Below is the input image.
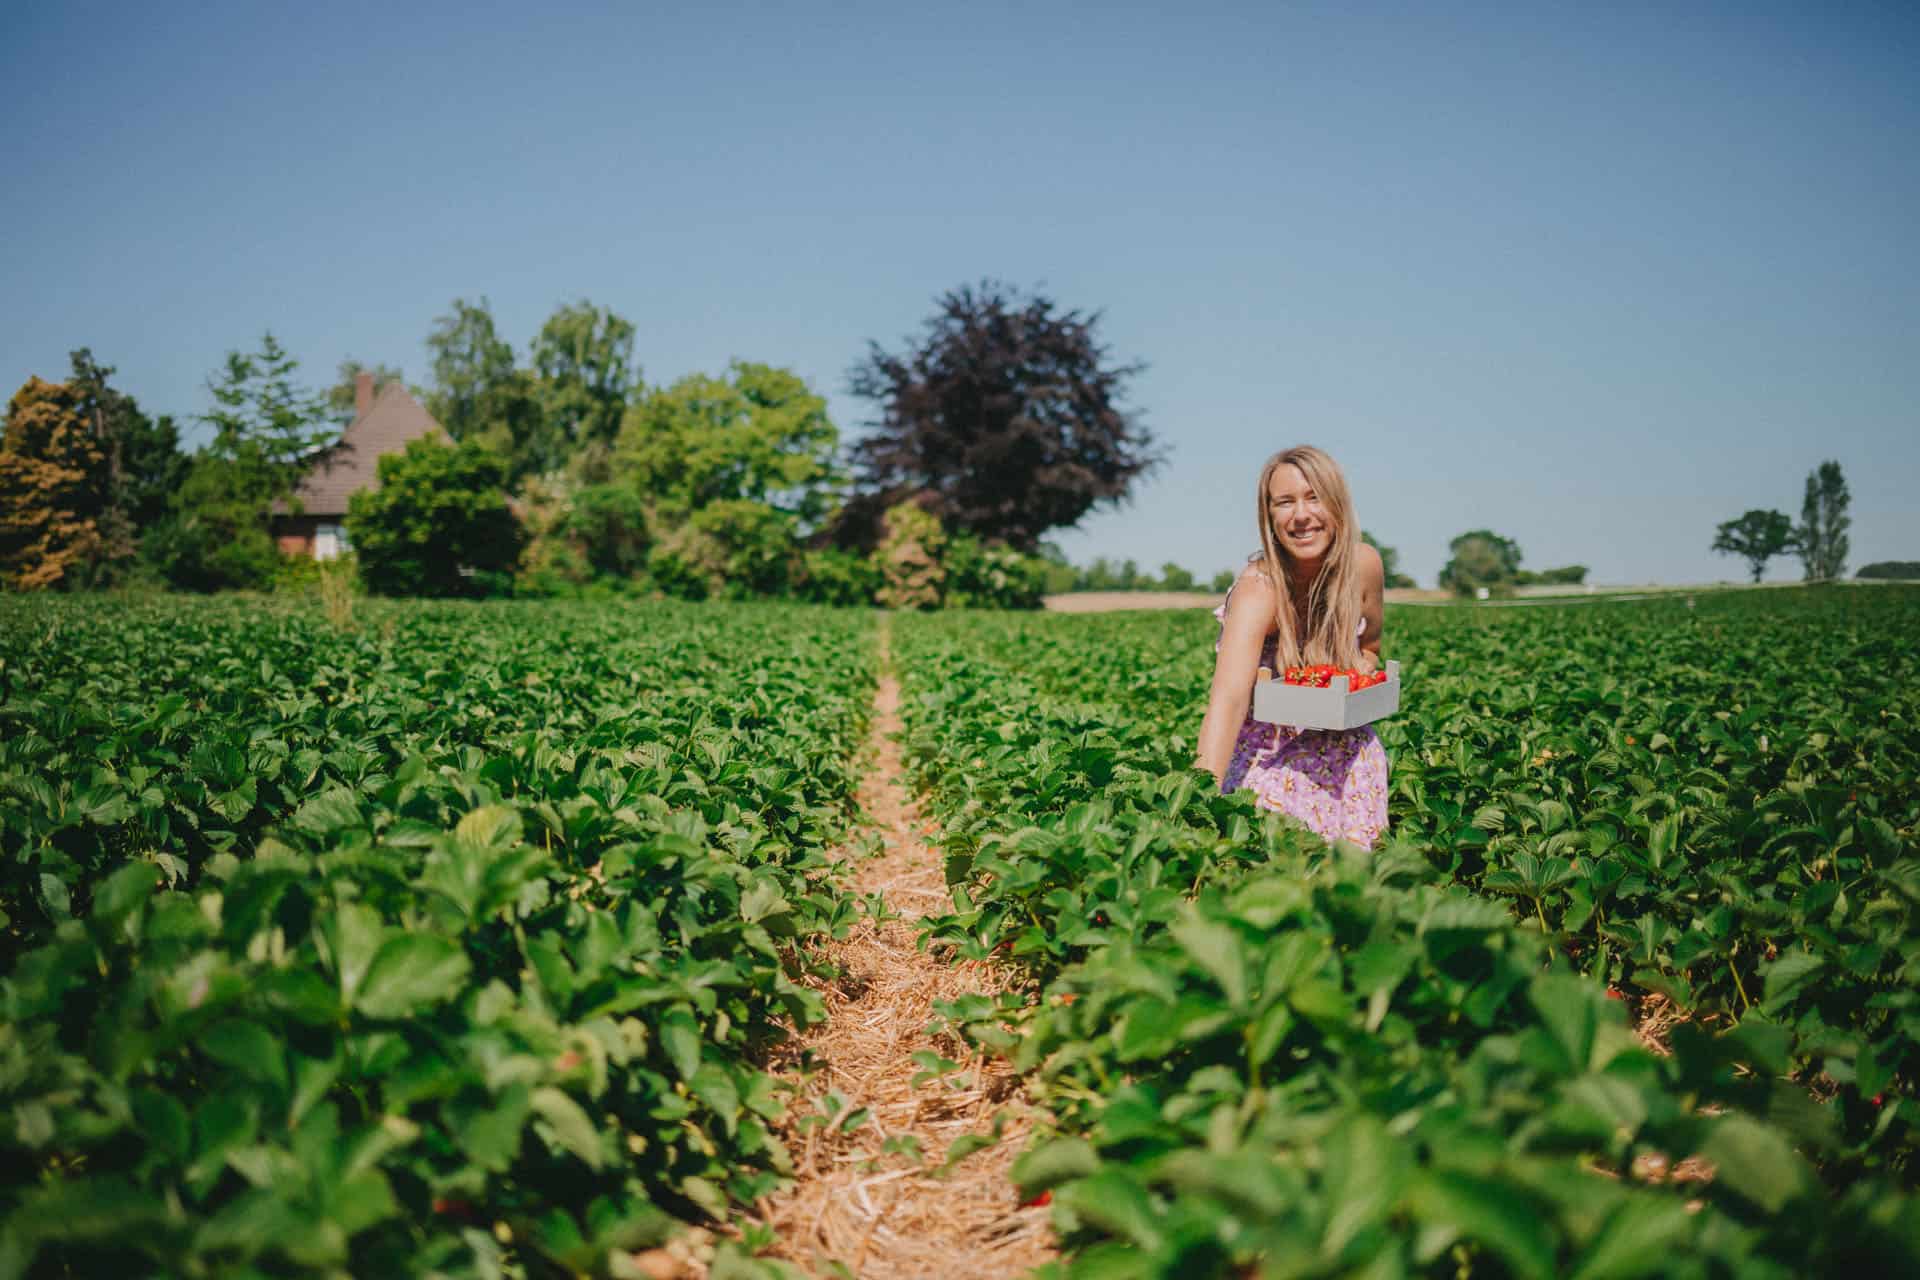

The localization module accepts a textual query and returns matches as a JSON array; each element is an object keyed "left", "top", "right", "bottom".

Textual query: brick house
[{"left": 273, "top": 372, "right": 447, "bottom": 559}]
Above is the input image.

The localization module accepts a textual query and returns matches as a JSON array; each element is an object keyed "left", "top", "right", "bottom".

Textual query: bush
[
  {"left": 945, "top": 533, "right": 1046, "bottom": 609},
  {"left": 1859, "top": 561, "right": 1920, "bottom": 581},
  {"left": 876, "top": 502, "right": 945, "bottom": 609},
  {"left": 142, "top": 457, "right": 283, "bottom": 592},
  {"left": 795, "top": 547, "right": 881, "bottom": 606},
  {"left": 688, "top": 499, "right": 798, "bottom": 598},
  {"left": 646, "top": 523, "right": 724, "bottom": 601},
  {"left": 348, "top": 439, "right": 520, "bottom": 597},
  {"left": 568, "top": 484, "right": 651, "bottom": 578}
]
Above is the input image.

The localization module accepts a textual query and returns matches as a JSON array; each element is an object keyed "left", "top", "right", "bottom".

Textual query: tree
[
  {"left": 1857, "top": 561, "right": 1920, "bottom": 580},
  {"left": 0, "top": 377, "right": 112, "bottom": 589},
  {"left": 425, "top": 299, "right": 551, "bottom": 481},
  {"left": 532, "top": 300, "right": 639, "bottom": 452},
  {"left": 146, "top": 334, "right": 332, "bottom": 593},
  {"left": 325, "top": 359, "right": 406, "bottom": 423},
  {"left": 847, "top": 281, "right": 1160, "bottom": 551},
  {"left": 426, "top": 299, "right": 517, "bottom": 441},
  {"left": 348, "top": 438, "right": 521, "bottom": 597},
  {"left": 1711, "top": 509, "right": 1796, "bottom": 583},
  {"left": 1209, "top": 568, "right": 1236, "bottom": 593},
  {"left": 202, "top": 332, "right": 333, "bottom": 481},
  {"left": 68, "top": 349, "right": 186, "bottom": 540},
  {"left": 615, "top": 362, "right": 843, "bottom": 526},
  {"left": 1797, "top": 460, "right": 1850, "bottom": 582},
  {"left": 1438, "top": 529, "right": 1523, "bottom": 596},
  {"left": 1159, "top": 562, "right": 1195, "bottom": 591},
  {"left": 1361, "top": 531, "right": 1416, "bottom": 589}
]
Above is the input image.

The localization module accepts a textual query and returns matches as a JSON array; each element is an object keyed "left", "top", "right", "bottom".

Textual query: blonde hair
[{"left": 1252, "top": 445, "right": 1363, "bottom": 670}]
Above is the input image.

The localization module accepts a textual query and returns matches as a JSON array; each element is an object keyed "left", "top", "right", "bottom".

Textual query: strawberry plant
[
  {"left": 0, "top": 595, "right": 875, "bottom": 1277},
  {"left": 892, "top": 588, "right": 1920, "bottom": 1275}
]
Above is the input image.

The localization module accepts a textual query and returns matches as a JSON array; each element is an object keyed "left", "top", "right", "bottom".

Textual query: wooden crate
[{"left": 1250, "top": 660, "right": 1401, "bottom": 731}]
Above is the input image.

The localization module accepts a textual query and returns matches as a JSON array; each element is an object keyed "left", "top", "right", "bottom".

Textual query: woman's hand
[{"left": 1196, "top": 571, "right": 1277, "bottom": 780}]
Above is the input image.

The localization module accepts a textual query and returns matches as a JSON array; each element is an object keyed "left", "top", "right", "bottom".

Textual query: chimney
[{"left": 355, "top": 371, "right": 374, "bottom": 418}]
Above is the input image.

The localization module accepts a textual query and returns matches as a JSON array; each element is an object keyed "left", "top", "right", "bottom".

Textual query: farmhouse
[{"left": 273, "top": 371, "right": 446, "bottom": 559}]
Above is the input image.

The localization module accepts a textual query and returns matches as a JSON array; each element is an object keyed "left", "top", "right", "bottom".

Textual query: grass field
[{"left": 2, "top": 587, "right": 1916, "bottom": 1277}]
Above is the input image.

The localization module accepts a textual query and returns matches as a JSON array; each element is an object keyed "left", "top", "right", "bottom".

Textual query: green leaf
[
  {"left": 200, "top": 1018, "right": 288, "bottom": 1090},
  {"left": 1011, "top": 1137, "right": 1101, "bottom": 1194},
  {"left": 1568, "top": 1198, "right": 1695, "bottom": 1280},
  {"left": 1409, "top": 1170, "right": 1555, "bottom": 1280},
  {"left": 1698, "top": 1115, "right": 1813, "bottom": 1213},
  {"left": 660, "top": 1009, "right": 702, "bottom": 1081},
  {"left": 1169, "top": 914, "right": 1248, "bottom": 1007},
  {"left": 456, "top": 803, "right": 523, "bottom": 849},
  {"left": 355, "top": 933, "right": 471, "bottom": 1019},
  {"left": 292, "top": 787, "right": 362, "bottom": 836},
  {"left": 531, "top": 1086, "right": 605, "bottom": 1169}
]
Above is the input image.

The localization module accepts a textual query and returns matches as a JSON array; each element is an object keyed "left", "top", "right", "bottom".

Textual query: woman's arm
[
  {"left": 1356, "top": 541, "right": 1386, "bottom": 673},
  {"left": 1195, "top": 571, "right": 1277, "bottom": 781}
]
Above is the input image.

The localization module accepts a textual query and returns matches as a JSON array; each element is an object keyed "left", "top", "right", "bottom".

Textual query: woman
[{"left": 1195, "top": 445, "right": 1390, "bottom": 847}]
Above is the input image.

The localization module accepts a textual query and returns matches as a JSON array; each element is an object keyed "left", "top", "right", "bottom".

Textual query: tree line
[
  {"left": 0, "top": 283, "right": 1160, "bottom": 607},
  {"left": 1711, "top": 461, "right": 1871, "bottom": 584}
]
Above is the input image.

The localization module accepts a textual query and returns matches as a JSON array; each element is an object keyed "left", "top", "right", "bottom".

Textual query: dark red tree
[{"left": 845, "top": 282, "right": 1160, "bottom": 551}]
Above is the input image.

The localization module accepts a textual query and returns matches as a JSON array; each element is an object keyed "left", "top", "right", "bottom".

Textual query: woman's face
[{"left": 1267, "top": 463, "right": 1335, "bottom": 563}]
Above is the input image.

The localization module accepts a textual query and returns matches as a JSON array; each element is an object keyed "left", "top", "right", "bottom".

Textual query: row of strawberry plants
[
  {"left": 942, "top": 587, "right": 1920, "bottom": 1174},
  {"left": 0, "top": 596, "right": 874, "bottom": 1278},
  {"left": 891, "top": 605, "right": 1919, "bottom": 1277}
]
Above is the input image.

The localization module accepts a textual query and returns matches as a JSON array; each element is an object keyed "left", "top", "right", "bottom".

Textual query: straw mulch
[{"left": 751, "top": 624, "right": 1054, "bottom": 1279}]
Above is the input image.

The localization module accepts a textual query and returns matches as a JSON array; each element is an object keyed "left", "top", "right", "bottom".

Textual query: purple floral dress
[{"left": 1213, "top": 573, "right": 1390, "bottom": 848}]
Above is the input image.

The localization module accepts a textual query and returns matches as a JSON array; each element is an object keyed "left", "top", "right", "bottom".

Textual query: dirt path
[{"left": 757, "top": 617, "right": 1052, "bottom": 1279}]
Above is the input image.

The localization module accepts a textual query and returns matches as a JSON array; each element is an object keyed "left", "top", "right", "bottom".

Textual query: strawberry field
[
  {"left": 3, "top": 586, "right": 1919, "bottom": 1278},
  {"left": 0, "top": 597, "right": 874, "bottom": 1277},
  {"left": 896, "top": 586, "right": 1920, "bottom": 1276}
]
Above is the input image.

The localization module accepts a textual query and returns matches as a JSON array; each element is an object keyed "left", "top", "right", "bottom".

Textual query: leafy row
[
  {"left": 891, "top": 597, "right": 1920, "bottom": 1276},
  {"left": 0, "top": 596, "right": 874, "bottom": 1278},
  {"left": 931, "top": 588, "right": 1920, "bottom": 1170}
]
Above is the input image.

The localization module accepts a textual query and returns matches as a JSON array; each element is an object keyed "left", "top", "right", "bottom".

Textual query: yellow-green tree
[{"left": 0, "top": 377, "right": 112, "bottom": 590}]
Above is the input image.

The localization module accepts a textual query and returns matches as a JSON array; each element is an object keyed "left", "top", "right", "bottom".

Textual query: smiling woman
[{"left": 1194, "top": 445, "right": 1390, "bottom": 847}]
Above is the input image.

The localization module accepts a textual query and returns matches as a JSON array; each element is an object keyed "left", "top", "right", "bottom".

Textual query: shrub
[
  {"left": 1858, "top": 561, "right": 1920, "bottom": 581},
  {"left": 944, "top": 533, "right": 1046, "bottom": 609},
  {"left": 688, "top": 499, "right": 797, "bottom": 599},
  {"left": 795, "top": 547, "right": 881, "bottom": 606},
  {"left": 347, "top": 438, "right": 521, "bottom": 597},
  {"left": 876, "top": 501, "right": 945, "bottom": 609},
  {"left": 568, "top": 484, "right": 651, "bottom": 578}
]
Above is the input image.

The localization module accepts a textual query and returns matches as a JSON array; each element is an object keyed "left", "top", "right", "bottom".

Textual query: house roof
[{"left": 279, "top": 382, "right": 447, "bottom": 518}]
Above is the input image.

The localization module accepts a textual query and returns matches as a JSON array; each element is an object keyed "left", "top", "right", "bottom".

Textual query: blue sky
[{"left": 3, "top": 0, "right": 1914, "bottom": 586}]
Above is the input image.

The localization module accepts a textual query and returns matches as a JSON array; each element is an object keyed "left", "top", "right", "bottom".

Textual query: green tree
[
  {"left": 1712, "top": 509, "right": 1797, "bottom": 583},
  {"left": 1857, "top": 561, "right": 1920, "bottom": 580},
  {"left": 1209, "top": 568, "right": 1236, "bottom": 593},
  {"left": 143, "top": 456, "right": 282, "bottom": 592},
  {"left": 202, "top": 332, "right": 333, "bottom": 482},
  {"left": 532, "top": 300, "right": 639, "bottom": 453},
  {"left": 425, "top": 299, "right": 551, "bottom": 481},
  {"left": 426, "top": 298, "right": 517, "bottom": 440},
  {"left": 1438, "top": 529, "right": 1523, "bottom": 596},
  {"left": 146, "top": 334, "right": 332, "bottom": 593},
  {"left": 67, "top": 349, "right": 186, "bottom": 542},
  {"left": 615, "top": 362, "right": 842, "bottom": 525},
  {"left": 1361, "top": 531, "right": 1416, "bottom": 589},
  {"left": 1159, "top": 562, "right": 1195, "bottom": 591},
  {"left": 348, "top": 438, "right": 521, "bottom": 597},
  {"left": 1797, "top": 460, "right": 1850, "bottom": 582},
  {"left": 0, "top": 377, "right": 112, "bottom": 590},
  {"left": 325, "top": 359, "right": 406, "bottom": 423}
]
